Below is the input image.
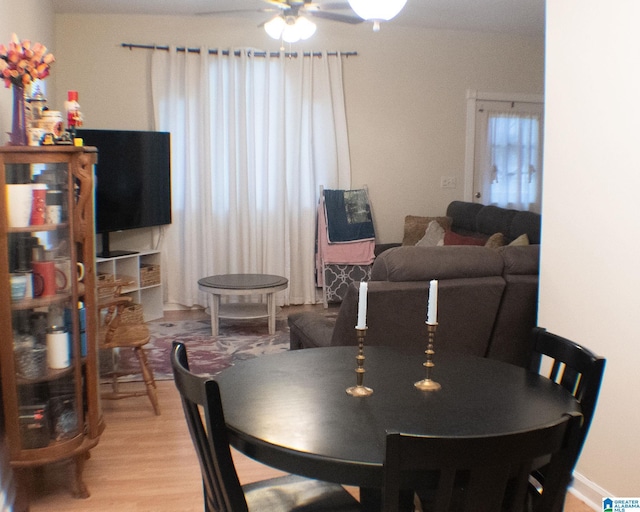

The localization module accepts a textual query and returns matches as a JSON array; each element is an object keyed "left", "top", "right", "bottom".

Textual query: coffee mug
[
  {"left": 27, "top": 127, "right": 46, "bottom": 146},
  {"left": 10, "top": 273, "right": 28, "bottom": 302},
  {"left": 6, "top": 184, "right": 33, "bottom": 228},
  {"left": 32, "top": 261, "right": 65, "bottom": 297},
  {"left": 54, "top": 258, "right": 85, "bottom": 293}
]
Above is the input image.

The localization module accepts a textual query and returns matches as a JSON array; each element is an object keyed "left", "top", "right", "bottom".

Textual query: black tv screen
[{"left": 76, "top": 129, "right": 172, "bottom": 255}]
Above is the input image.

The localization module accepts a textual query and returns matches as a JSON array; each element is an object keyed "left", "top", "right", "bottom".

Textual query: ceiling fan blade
[
  {"left": 313, "top": 2, "right": 353, "bottom": 10},
  {"left": 197, "top": 8, "right": 276, "bottom": 16},
  {"left": 263, "top": 0, "right": 292, "bottom": 8},
  {"left": 257, "top": 15, "right": 280, "bottom": 28},
  {"left": 309, "top": 10, "right": 363, "bottom": 24}
]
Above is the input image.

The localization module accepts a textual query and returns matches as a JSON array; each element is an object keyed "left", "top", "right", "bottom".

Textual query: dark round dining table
[{"left": 216, "top": 345, "right": 579, "bottom": 507}]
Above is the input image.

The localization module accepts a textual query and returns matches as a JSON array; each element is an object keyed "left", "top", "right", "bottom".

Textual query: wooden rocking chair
[{"left": 97, "top": 280, "right": 160, "bottom": 415}]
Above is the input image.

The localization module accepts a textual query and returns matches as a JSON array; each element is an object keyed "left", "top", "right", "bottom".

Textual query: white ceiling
[{"left": 51, "top": 0, "right": 545, "bottom": 37}]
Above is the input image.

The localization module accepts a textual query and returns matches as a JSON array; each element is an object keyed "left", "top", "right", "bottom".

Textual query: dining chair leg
[{"left": 134, "top": 346, "right": 160, "bottom": 415}]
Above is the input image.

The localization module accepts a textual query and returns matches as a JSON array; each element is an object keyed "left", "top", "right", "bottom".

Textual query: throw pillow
[
  {"left": 416, "top": 220, "right": 445, "bottom": 247},
  {"left": 484, "top": 232, "right": 506, "bottom": 249},
  {"left": 402, "top": 216, "right": 453, "bottom": 246},
  {"left": 443, "top": 230, "right": 486, "bottom": 246},
  {"left": 509, "top": 233, "right": 530, "bottom": 246}
]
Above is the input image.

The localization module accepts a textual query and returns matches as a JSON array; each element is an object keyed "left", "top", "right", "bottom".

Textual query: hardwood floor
[{"left": 26, "top": 307, "right": 594, "bottom": 511}]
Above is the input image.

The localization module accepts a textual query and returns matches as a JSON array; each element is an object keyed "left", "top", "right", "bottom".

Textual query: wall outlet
[{"left": 441, "top": 176, "right": 457, "bottom": 189}]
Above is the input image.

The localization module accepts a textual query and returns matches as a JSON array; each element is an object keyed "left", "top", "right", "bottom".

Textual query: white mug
[
  {"left": 27, "top": 127, "right": 46, "bottom": 146},
  {"left": 54, "top": 258, "right": 85, "bottom": 293},
  {"left": 6, "top": 184, "right": 34, "bottom": 228}
]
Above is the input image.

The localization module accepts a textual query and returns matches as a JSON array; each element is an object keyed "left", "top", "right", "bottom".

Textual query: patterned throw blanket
[{"left": 323, "top": 188, "right": 376, "bottom": 243}]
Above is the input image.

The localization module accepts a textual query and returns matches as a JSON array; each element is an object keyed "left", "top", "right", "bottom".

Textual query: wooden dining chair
[
  {"left": 382, "top": 412, "right": 582, "bottom": 512},
  {"left": 527, "top": 327, "right": 606, "bottom": 501},
  {"left": 170, "top": 341, "right": 362, "bottom": 512},
  {"left": 98, "top": 280, "right": 160, "bottom": 415}
]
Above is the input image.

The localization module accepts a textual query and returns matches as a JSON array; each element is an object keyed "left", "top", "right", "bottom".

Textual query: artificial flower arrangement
[{"left": 0, "top": 33, "right": 55, "bottom": 88}]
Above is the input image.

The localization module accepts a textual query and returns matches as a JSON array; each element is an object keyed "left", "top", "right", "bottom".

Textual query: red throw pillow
[{"left": 443, "top": 231, "right": 486, "bottom": 246}]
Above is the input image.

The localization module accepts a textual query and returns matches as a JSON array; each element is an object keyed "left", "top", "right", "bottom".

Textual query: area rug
[{"left": 109, "top": 310, "right": 335, "bottom": 381}]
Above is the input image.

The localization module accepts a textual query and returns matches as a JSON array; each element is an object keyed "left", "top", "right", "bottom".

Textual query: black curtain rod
[{"left": 121, "top": 43, "right": 357, "bottom": 58}]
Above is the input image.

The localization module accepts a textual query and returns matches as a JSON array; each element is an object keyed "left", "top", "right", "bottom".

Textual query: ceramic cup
[
  {"left": 6, "top": 184, "right": 34, "bottom": 228},
  {"left": 54, "top": 258, "right": 85, "bottom": 293},
  {"left": 27, "top": 127, "right": 46, "bottom": 146},
  {"left": 32, "top": 260, "right": 65, "bottom": 297},
  {"left": 10, "top": 273, "right": 28, "bottom": 302}
]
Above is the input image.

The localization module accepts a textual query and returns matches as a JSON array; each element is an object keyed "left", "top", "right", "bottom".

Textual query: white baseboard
[{"left": 570, "top": 470, "right": 611, "bottom": 511}]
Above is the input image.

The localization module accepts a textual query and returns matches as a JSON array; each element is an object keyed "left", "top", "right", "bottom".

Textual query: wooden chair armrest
[{"left": 98, "top": 295, "right": 134, "bottom": 310}]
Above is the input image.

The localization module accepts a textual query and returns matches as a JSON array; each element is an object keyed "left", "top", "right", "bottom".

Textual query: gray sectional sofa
[{"left": 288, "top": 201, "right": 541, "bottom": 368}]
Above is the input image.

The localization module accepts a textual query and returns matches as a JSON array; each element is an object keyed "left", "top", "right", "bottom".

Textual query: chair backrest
[
  {"left": 170, "top": 341, "right": 248, "bottom": 512},
  {"left": 382, "top": 412, "right": 582, "bottom": 512},
  {"left": 529, "top": 327, "right": 606, "bottom": 467}
]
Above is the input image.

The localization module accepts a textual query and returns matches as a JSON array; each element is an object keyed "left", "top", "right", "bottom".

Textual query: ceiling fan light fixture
[
  {"left": 265, "top": 15, "right": 287, "bottom": 39},
  {"left": 295, "top": 16, "right": 317, "bottom": 40},
  {"left": 282, "top": 22, "right": 302, "bottom": 42},
  {"left": 266, "top": 13, "right": 316, "bottom": 42},
  {"left": 347, "top": 0, "right": 407, "bottom": 26}
]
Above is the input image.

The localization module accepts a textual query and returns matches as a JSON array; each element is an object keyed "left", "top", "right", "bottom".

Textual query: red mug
[
  {"left": 32, "top": 261, "right": 65, "bottom": 297},
  {"left": 30, "top": 185, "right": 47, "bottom": 226}
]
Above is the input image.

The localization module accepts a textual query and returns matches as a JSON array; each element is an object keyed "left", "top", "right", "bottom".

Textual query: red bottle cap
[{"left": 67, "top": 90, "right": 78, "bottom": 101}]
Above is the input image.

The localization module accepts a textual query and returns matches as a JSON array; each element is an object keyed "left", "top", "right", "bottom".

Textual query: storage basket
[
  {"left": 140, "top": 263, "right": 160, "bottom": 287},
  {"left": 97, "top": 272, "right": 115, "bottom": 284},
  {"left": 120, "top": 303, "right": 144, "bottom": 325},
  {"left": 97, "top": 273, "right": 117, "bottom": 300}
]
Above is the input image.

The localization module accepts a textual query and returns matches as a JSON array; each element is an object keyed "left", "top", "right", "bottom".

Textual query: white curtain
[
  {"left": 151, "top": 48, "right": 351, "bottom": 307},
  {"left": 486, "top": 111, "right": 541, "bottom": 211},
  {"left": 474, "top": 99, "right": 543, "bottom": 213}
]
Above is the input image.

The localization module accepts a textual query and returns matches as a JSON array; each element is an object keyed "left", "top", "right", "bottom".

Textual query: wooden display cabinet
[{"left": 0, "top": 147, "right": 104, "bottom": 505}]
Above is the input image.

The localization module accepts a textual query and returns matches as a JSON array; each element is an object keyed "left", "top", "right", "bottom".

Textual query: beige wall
[
  {"left": 51, "top": 13, "right": 543, "bottom": 249},
  {"left": 542, "top": 0, "right": 640, "bottom": 501}
]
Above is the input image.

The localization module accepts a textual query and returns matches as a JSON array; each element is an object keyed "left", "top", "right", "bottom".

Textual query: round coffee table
[{"left": 198, "top": 274, "right": 288, "bottom": 335}]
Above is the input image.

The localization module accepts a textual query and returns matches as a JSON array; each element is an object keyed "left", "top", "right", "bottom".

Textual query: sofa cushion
[
  {"left": 402, "top": 215, "right": 452, "bottom": 246},
  {"left": 476, "top": 205, "right": 518, "bottom": 237},
  {"left": 509, "top": 210, "right": 541, "bottom": 244},
  {"left": 371, "top": 246, "right": 504, "bottom": 282},
  {"left": 328, "top": 279, "right": 506, "bottom": 357},
  {"left": 415, "top": 220, "right": 445, "bottom": 247},
  {"left": 443, "top": 231, "right": 486, "bottom": 246},
  {"left": 446, "top": 201, "right": 484, "bottom": 232},
  {"left": 288, "top": 311, "right": 336, "bottom": 350},
  {"left": 508, "top": 233, "right": 530, "bottom": 246},
  {"left": 445, "top": 201, "right": 541, "bottom": 244},
  {"left": 487, "top": 245, "right": 540, "bottom": 367},
  {"left": 484, "top": 232, "right": 506, "bottom": 249},
  {"left": 498, "top": 244, "right": 540, "bottom": 275}
]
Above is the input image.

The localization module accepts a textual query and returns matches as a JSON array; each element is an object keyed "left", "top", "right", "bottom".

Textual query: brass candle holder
[
  {"left": 414, "top": 322, "right": 441, "bottom": 391},
  {"left": 346, "top": 327, "right": 373, "bottom": 397}
]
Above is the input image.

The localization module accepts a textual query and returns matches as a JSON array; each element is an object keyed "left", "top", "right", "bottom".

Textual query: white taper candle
[
  {"left": 427, "top": 279, "right": 438, "bottom": 325},
  {"left": 356, "top": 281, "right": 368, "bottom": 329}
]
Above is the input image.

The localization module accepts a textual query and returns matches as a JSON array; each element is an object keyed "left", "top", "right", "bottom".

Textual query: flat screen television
[{"left": 76, "top": 129, "right": 172, "bottom": 258}]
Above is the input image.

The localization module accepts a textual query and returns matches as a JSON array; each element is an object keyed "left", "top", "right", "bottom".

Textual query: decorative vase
[{"left": 10, "top": 84, "right": 28, "bottom": 146}]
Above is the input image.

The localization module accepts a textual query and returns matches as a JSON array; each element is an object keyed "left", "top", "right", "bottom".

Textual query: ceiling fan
[{"left": 198, "top": 0, "right": 363, "bottom": 42}]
